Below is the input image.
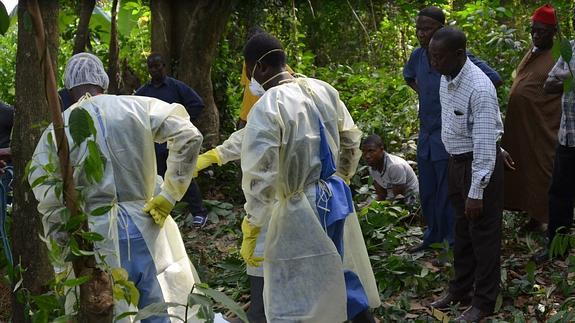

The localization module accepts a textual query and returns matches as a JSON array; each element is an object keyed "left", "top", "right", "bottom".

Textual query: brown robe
[{"left": 501, "top": 47, "right": 562, "bottom": 223}]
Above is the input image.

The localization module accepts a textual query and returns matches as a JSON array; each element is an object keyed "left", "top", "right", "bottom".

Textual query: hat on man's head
[
  {"left": 532, "top": 4, "right": 557, "bottom": 25},
  {"left": 64, "top": 52, "right": 109, "bottom": 90}
]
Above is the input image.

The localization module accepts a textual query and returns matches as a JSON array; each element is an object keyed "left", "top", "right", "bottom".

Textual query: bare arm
[
  {"left": 391, "top": 184, "right": 407, "bottom": 197},
  {"left": 374, "top": 181, "right": 387, "bottom": 201}
]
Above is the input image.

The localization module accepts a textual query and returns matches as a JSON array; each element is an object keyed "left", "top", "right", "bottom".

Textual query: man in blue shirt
[
  {"left": 136, "top": 53, "right": 209, "bottom": 228},
  {"left": 403, "top": 7, "right": 502, "bottom": 253}
]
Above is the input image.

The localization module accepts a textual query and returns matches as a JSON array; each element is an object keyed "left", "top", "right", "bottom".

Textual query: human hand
[
  {"left": 465, "top": 198, "right": 483, "bottom": 220},
  {"left": 143, "top": 194, "right": 174, "bottom": 227},
  {"left": 236, "top": 118, "right": 247, "bottom": 130},
  {"left": 240, "top": 217, "right": 263, "bottom": 267},
  {"left": 500, "top": 148, "right": 515, "bottom": 171},
  {"left": 0, "top": 160, "right": 6, "bottom": 175},
  {"left": 193, "top": 149, "right": 221, "bottom": 178}
]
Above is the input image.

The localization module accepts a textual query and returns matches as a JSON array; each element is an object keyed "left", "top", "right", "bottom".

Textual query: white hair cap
[{"left": 64, "top": 52, "right": 109, "bottom": 90}]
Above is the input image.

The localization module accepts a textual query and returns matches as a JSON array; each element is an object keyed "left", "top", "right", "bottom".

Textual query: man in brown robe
[{"left": 502, "top": 4, "right": 562, "bottom": 231}]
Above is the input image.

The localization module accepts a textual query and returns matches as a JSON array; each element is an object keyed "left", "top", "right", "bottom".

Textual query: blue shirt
[
  {"left": 403, "top": 48, "right": 502, "bottom": 161},
  {"left": 135, "top": 76, "right": 204, "bottom": 119}
]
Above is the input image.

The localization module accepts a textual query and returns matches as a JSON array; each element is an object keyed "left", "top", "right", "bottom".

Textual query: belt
[
  {"left": 449, "top": 151, "right": 473, "bottom": 162},
  {"left": 449, "top": 144, "right": 501, "bottom": 163}
]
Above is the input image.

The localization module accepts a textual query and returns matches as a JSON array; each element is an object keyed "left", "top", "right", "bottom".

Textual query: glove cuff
[
  {"left": 208, "top": 149, "right": 223, "bottom": 166},
  {"left": 159, "top": 190, "right": 176, "bottom": 205}
]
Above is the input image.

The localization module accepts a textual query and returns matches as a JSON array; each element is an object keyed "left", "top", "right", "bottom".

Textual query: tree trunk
[
  {"left": 107, "top": 0, "right": 120, "bottom": 94},
  {"left": 150, "top": 0, "right": 174, "bottom": 74},
  {"left": 11, "top": 0, "right": 57, "bottom": 320},
  {"left": 151, "top": 0, "right": 237, "bottom": 146},
  {"left": 72, "top": 0, "right": 95, "bottom": 54}
]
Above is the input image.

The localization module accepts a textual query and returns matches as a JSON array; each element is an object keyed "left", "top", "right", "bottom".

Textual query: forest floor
[
  {"left": 181, "top": 195, "right": 575, "bottom": 323},
  {"left": 0, "top": 277, "right": 10, "bottom": 322}
]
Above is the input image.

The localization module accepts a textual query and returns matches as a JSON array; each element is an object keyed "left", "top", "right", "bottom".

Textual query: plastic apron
[{"left": 29, "top": 95, "right": 205, "bottom": 322}]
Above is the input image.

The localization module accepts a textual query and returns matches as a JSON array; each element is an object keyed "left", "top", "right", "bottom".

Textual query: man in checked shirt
[{"left": 426, "top": 27, "right": 513, "bottom": 322}]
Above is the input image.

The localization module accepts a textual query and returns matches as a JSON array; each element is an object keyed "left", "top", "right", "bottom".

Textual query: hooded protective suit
[
  {"left": 29, "top": 94, "right": 205, "bottom": 322},
  {"left": 240, "top": 77, "right": 380, "bottom": 322}
]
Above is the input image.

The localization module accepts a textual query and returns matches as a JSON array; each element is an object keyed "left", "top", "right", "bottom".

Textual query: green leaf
[
  {"left": 552, "top": 40, "right": 561, "bottom": 61},
  {"left": 90, "top": 6, "right": 112, "bottom": 44},
  {"left": 112, "top": 267, "right": 129, "bottom": 282},
  {"left": 69, "top": 108, "right": 96, "bottom": 145},
  {"left": 560, "top": 38, "right": 573, "bottom": 65},
  {"left": 85, "top": 140, "right": 105, "bottom": 183},
  {"left": 134, "top": 302, "right": 184, "bottom": 321},
  {"left": 195, "top": 284, "right": 249, "bottom": 323},
  {"left": 115, "top": 311, "right": 138, "bottom": 321},
  {"left": 62, "top": 275, "right": 91, "bottom": 287},
  {"left": 0, "top": 2, "right": 9, "bottom": 35},
  {"left": 30, "top": 175, "right": 49, "bottom": 188},
  {"left": 64, "top": 213, "right": 86, "bottom": 231},
  {"left": 32, "top": 294, "right": 60, "bottom": 311},
  {"left": 117, "top": 1, "right": 139, "bottom": 36},
  {"left": 80, "top": 231, "right": 105, "bottom": 242},
  {"left": 187, "top": 293, "right": 213, "bottom": 307},
  {"left": 91, "top": 205, "right": 113, "bottom": 216}
]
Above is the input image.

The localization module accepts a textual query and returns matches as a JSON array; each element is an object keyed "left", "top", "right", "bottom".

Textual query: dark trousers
[
  {"left": 447, "top": 151, "right": 503, "bottom": 313},
  {"left": 246, "top": 275, "right": 266, "bottom": 323},
  {"left": 156, "top": 143, "right": 207, "bottom": 217},
  {"left": 418, "top": 157, "right": 455, "bottom": 247},
  {"left": 548, "top": 145, "right": 575, "bottom": 245}
]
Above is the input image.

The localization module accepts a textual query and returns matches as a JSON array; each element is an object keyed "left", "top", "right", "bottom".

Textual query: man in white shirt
[
  {"left": 427, "top": 27, "right": 505, "bottom": 322},
  {"left": 361, "top": 134, "right": 419, "bottom": 205}
]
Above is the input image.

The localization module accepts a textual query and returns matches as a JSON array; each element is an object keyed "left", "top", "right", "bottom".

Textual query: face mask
[
  {"left": 249, "top": 76, "right": 266, "bottom": 96},
  {"left": 248, "top": 48, "right": 286, "bottom": 96}
]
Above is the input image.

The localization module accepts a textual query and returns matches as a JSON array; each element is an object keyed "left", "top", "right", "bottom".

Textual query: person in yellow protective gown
[
  {"left": 29, "top": 53, "right": 227, "bottom": 323},
  {"left": 198, "top": 32, "right": 381, "bottom": 323}
]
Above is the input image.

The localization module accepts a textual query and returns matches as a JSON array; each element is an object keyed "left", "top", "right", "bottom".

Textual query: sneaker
[{"left": 192, "top": 214, "right": 208, "bottom": 228}]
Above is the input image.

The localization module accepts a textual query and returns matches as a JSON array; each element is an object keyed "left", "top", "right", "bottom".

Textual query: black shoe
[
  {"left": 407, "top": 243, "right": 428, "bottom": 253},
  {"left": 454, "top": 306, "right": 491, "bottom": 322},
  {"left": 532, "top": 248, "right": 549, "bottom": 264},
  {"left": 429, "top": 293, "right": 471, "bottom": 309}
]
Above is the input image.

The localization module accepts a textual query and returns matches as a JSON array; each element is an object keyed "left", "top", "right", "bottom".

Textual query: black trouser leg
[
  {"left": 246, "top": 275, "right": 266, "bottom": 323},
  {"left": 548, "top": 145, "right": 575, "bottom": 247},
  {"left": 448, "top": 152, "right": 503, "bottom": 313},
  {"left": 350, "top": 309, "right": 376, "bottom": 323},
  {"left": 181, "top": 180, "right": 208, "bottom": 217}
]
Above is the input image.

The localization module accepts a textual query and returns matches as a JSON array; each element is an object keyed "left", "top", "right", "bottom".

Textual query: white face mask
[
  {"left": 248, "top": 48, "right": 286, "bottom": 97},
  {"left": 249, "top": 77, "right": 266, "bottom": 96}
]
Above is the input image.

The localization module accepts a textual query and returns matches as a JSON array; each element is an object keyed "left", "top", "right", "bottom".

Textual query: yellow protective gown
[
  {"left": 29, "top": 95, "right": 206, "bottom": 322},
  {"left": 241, "top": 77, "right": 380, "bottom": 322}
]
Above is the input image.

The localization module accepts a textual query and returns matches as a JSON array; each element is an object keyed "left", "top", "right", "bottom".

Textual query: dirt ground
[{"left": 0, "top": 279, "right": 11, "bottom": 322}]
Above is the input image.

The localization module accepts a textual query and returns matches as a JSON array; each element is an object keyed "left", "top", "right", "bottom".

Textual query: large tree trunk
[
  {"left": 11, "top": 0, "right": 57, "bottom": 320},
  {"left": 72, "top": 0, "right": 95, "bottom": 54},
  {"left": 151, "top": 0, "right": 237, "bottom": 146}
]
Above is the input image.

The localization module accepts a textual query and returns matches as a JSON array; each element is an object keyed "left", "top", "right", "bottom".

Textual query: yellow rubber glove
[
  {"left": 143, "top": 195, "right": 174, "bottom": 227},
  {"left": 240, "top": 217, "right": 263, "bottom": 267},
  {"left": 193, "top": 149, "right": 222, "bottom": 178}
]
